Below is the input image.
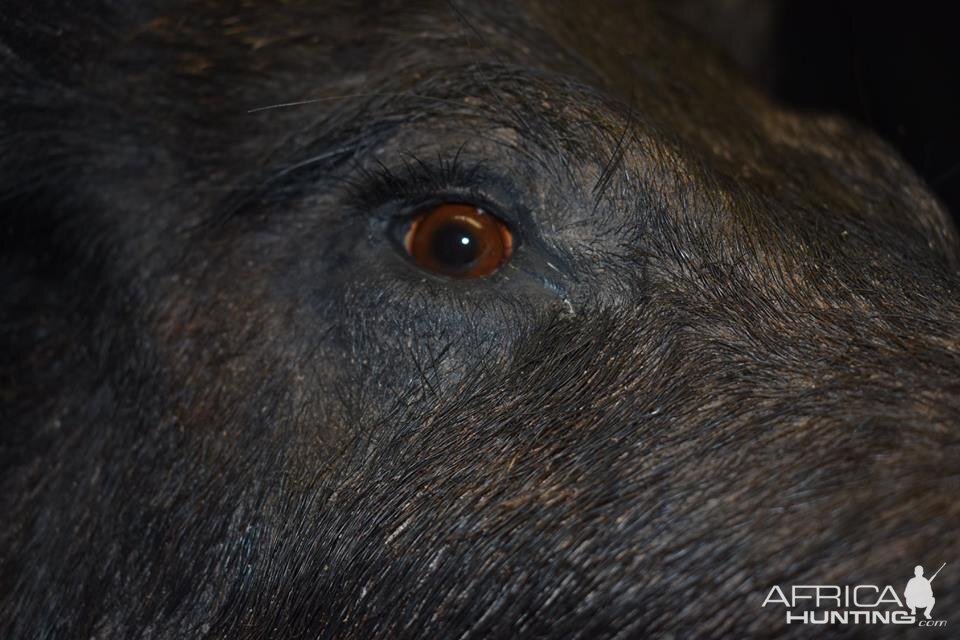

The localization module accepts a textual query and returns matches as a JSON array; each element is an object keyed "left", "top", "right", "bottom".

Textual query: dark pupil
[{"left": 430, "top": 222, "right": 478, "bottom": 270}]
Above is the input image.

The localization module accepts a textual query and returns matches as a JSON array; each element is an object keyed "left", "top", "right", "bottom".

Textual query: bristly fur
[{"left": 2, "top": 1, "right": 959, "bottom": 638}]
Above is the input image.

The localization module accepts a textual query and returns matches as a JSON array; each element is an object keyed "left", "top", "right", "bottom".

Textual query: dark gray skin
[{"left": 2, "top": 1, "right": 959, "bottom": 638}]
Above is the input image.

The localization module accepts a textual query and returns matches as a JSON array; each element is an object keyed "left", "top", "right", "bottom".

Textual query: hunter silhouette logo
[
  {"left": 762, "top": 562, "right": 948, "bottom": 627},
  {"left": 905, "top": 563, "right": 944, "bottom": 620}
]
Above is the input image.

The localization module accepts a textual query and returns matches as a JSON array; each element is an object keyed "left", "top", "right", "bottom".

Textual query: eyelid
[
  {"left": 391, "top": 193, "right": 518, "bottom": 228},
  {"left": 349, "top": 155, "right": 524, "bottom": 222}
]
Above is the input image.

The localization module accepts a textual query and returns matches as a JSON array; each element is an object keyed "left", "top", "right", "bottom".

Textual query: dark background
[{"left": 773, "top": 1, "right": 960, "bottom": 225}]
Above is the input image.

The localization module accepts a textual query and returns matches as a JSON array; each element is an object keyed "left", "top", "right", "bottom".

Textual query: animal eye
[{"left": 402, "top": 203, "right": 513, "bottom": 278}]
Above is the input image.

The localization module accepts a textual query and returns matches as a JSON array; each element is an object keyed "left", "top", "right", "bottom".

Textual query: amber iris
[{"left": 403, "top": 203, "right": 513, "bottom": 277}]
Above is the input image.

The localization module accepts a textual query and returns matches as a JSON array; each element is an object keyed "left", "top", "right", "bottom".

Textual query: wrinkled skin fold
[{"left": 1, "top": 1, "right": 958, "bottom": 638}]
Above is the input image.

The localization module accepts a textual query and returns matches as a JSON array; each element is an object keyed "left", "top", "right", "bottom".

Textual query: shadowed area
[{"left": 1, "top": 1, "right": 959, "bottom": 638}]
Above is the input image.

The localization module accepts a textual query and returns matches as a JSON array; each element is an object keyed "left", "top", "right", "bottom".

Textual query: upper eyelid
[
  {"left": 349, "top": 156, "right": 507, "bottom": 205},
  {"left": 387, "top": 193, "right": 517, "bottom": 226},
  {"left": 348, "top": 156, "right": 528, "bottom": 226}
]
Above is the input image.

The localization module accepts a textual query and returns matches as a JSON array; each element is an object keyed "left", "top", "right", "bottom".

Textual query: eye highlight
[{"left": 402, "top": 203, "right": 513, "bottom": 278}]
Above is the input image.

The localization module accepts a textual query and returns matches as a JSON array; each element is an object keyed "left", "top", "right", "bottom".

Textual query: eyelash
[{"left": 346, "top": 153, "right": 505, "bottom": 218}]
